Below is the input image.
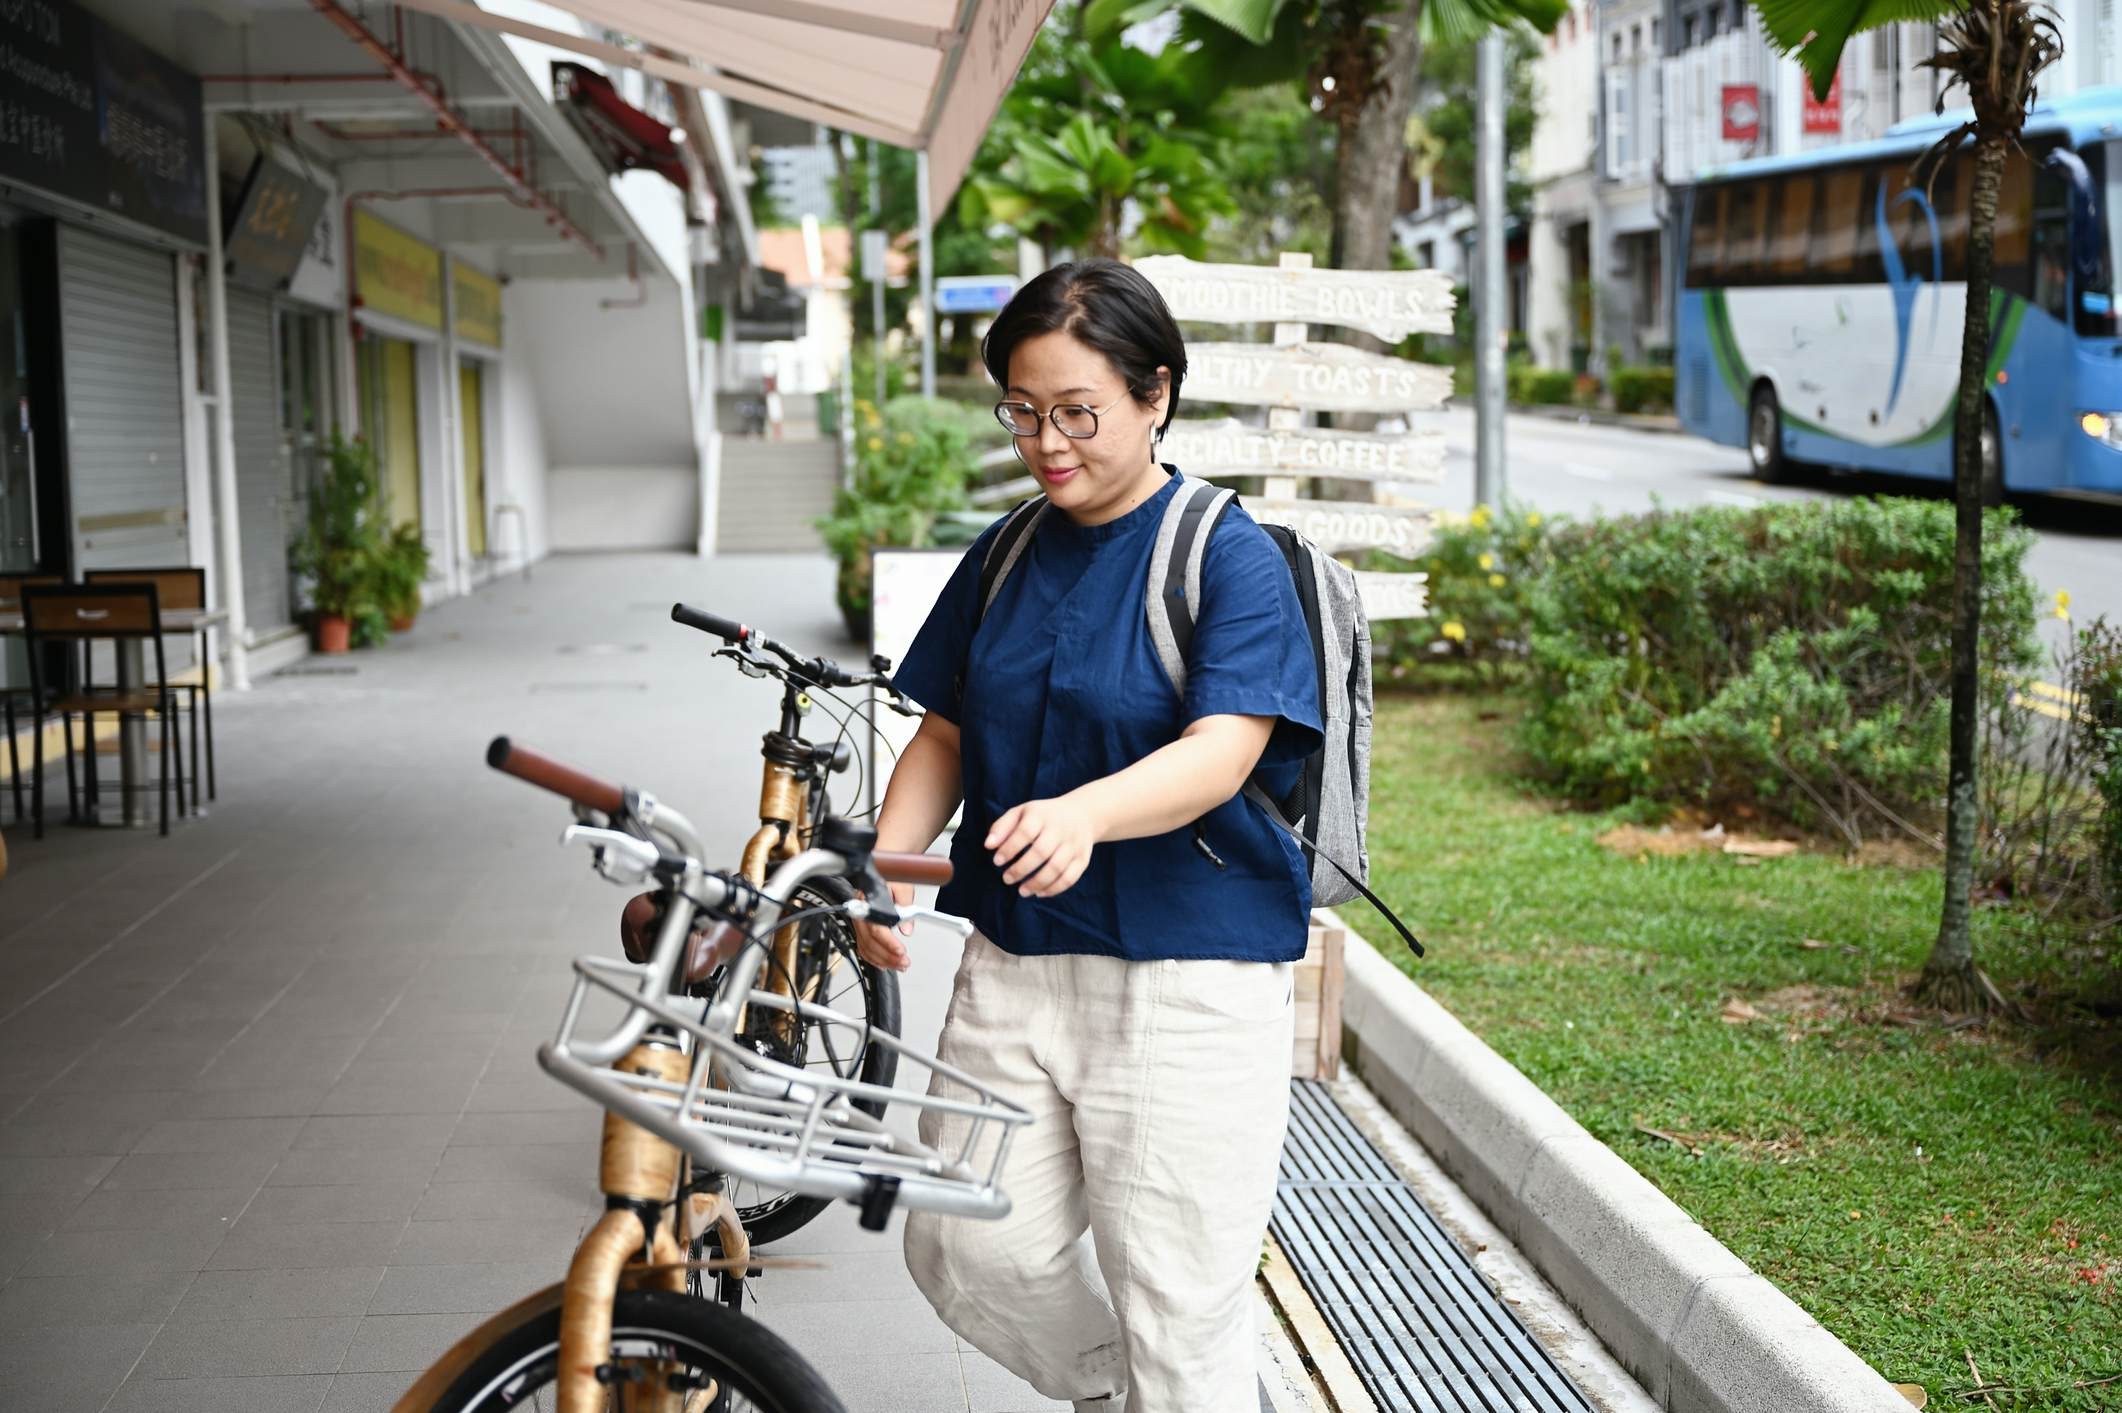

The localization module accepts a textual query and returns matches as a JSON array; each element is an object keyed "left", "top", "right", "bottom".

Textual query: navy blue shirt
[{"left": 893, "top": 467, "right": 1324, "bottom": 963}]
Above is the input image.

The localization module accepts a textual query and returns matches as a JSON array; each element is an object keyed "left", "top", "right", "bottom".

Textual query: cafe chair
[
  {"left": 1, "top": 573, "right": 65, "bottom": 825},
  {"left": 84, "top": 567, "right": 215, "bottom": 811},
  {"left": 20, "top": 583, "right": 188, "bottom": 838}
]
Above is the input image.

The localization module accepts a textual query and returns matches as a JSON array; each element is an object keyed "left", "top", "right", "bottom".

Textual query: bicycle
[
  {"left": 396, "top": 739, "right": 1029, "bottom": 1412},
  {"left": 622, "top": 604, "right": 922, "bottom": 1259}
]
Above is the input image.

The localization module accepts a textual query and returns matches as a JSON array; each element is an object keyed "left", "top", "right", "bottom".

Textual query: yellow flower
[
  {"left": 1470, "top": 505, "right": 1493, "bottom": 528},
  {"left": 896, "top": 432, "right": 915, "bottom": 447},
  {"left": 1477, "top": 553, "right": 1494, "bottom": 571},
  {"left": 1526, "top": 512, "right": 1541, "bottom": 527},
  {"left": 2055, "top": 589, "right": 2072, "bottom": 620},
  {"left": 1488, "top": 573, "right": 1506, "bottom": 588},
  {"left": 866, "top": 436, "right": 883, "bottom": 452},
  {"left": 864, "top": 411, "right": 882, "bottom": 429},
  {"left": 1440, "top": 621, "right": 1467, "bottom": 642}
]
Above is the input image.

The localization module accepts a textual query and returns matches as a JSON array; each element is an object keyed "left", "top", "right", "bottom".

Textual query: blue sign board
[{"left": 934, "top": 276, "right": 1017, "bottom": 314}]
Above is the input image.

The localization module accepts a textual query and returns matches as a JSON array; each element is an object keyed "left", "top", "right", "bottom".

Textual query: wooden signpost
[{"left": 1138, "top": 251, "right": 1452, "bottom": 618}]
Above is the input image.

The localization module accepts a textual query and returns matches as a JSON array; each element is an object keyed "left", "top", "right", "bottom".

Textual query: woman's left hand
[{"left": 988, "top": 795, "right": 1101, "bottom": 898}]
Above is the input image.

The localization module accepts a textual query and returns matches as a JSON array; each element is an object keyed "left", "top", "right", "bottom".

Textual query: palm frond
[
  {"left": 1420, "top": 0, "right": 1569, "bottom": 48},
  {"left": 1751, "top": 0, "right": 1952, "bottom": 102}
]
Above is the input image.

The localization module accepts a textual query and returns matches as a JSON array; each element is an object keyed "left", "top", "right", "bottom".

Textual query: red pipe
[{"left": 308, "top": 0, "right": 602, "bottom": 260}]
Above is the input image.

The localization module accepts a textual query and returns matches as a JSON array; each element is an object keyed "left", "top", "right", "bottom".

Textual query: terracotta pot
[
  {"left": 388, "top": 612, "right": 416, "bottom": 632},
  {"left": 316, "top": 614, "right": 352, "bottom": 653}
]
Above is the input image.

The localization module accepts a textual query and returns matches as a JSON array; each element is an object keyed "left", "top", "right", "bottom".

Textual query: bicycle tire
[
  {"left": 418, "top": 1289, "right": 846, "bottom": 1413},
  {"left": 710, "top": 876, "right": 901, "bottom": 1250}
]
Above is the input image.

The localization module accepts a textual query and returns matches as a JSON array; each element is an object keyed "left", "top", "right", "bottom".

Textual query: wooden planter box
[{"left": 1292, "top": 918, "right": 1346, "bottom": 1081}]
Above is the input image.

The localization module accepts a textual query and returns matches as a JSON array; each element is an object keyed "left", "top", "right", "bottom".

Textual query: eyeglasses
[{"left": 993, "top": 391, "right": 1132, "bottom": 440}]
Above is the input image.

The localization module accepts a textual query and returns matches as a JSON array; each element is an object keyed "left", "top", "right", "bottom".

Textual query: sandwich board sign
[{"left": 1136, "top": 251, "right": 1453, "bottom": 620}]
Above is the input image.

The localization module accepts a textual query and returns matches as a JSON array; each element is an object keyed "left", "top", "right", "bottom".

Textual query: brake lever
[
  {"left": 844, "top": 894, "right": 976, "bottom": 938},
  {"left": 560, "top": 824, "right": 662, "bottom": 886}
]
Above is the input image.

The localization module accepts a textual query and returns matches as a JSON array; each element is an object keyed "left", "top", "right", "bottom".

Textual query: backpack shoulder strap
[
  {"left": 1145, "top": 476, "right": 1237, "bottom": 696},
  {"left": 977, "top": 495, "right": 1050, "bottom": 621},
  {"left": 1243, "top": 781, "right": 1424, "bottom": 958}
]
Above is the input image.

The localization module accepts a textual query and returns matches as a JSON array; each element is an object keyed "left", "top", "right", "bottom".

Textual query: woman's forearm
[
  {"left": 873, "top": 727, "right": 965, "bottom": 855},
  {"left": 1067, "top": 716, "right": 1269, "bottom": 844}
]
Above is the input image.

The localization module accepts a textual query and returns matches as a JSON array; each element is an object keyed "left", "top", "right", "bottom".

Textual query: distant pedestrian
[{"left": 859, "top": 258, "right": 1322, "bottom": 1413}]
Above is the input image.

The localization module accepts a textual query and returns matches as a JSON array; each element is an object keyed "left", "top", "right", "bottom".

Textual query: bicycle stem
[{"left": 568, "top": 799, "right": 709, "bottom": 1069}]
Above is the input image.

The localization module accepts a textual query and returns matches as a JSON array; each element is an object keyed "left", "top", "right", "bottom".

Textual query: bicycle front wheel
[{"left": 416, "top": 1289, "right": 846, "bottom": 1413}]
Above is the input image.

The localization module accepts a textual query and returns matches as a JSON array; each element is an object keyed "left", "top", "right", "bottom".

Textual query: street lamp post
[
  {"left": 917, "top": 147, "right": 936, "bottom": 400},
  {"left": 1473, "top": 30, "right": 1509, "bottom": 511}
]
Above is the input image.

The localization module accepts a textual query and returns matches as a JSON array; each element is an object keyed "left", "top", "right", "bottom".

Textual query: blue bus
[{"left": 1675, "top": 87, "right": 2122, "bottom": 502}]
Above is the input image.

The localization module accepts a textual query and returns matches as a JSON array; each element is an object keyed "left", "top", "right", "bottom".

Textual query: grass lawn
[{"left": 1364, "top": 692, "right": 2120, "bottom": 1409}]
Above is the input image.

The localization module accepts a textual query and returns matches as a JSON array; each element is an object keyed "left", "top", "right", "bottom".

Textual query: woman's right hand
[{"left": 855, "top": 880, "right": 917, "bottom": 972}]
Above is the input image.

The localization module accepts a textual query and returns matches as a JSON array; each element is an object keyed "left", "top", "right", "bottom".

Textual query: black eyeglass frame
[{"left": 992, "top": 390, "right": 1135, "bottom": 440}]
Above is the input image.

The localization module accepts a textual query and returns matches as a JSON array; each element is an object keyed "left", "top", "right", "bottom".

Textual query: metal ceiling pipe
[{"left": 307, "top": 0, "right": 603, "bottom": 259}]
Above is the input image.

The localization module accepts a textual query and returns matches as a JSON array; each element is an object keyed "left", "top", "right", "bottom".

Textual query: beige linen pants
[{"left": 903, "top": 932, "right": 1295, "bottom": 1413}]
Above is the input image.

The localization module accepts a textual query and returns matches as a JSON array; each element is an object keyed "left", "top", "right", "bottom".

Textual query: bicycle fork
[{"left": 557, "top": 1040, "right": 690, "bottom": 1413}]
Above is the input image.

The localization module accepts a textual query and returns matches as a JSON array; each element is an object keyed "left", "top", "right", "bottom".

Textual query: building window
[{"left": 1612, "top": 32, "right": 1623, "bottom": 62}]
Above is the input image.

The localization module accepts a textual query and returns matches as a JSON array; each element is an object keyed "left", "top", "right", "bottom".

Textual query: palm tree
[
  {"left": 1086, "top": 0, "right": 1564, "bottom": 288},
  {"left": 1751, "top": 1, "right": 2061, "bottom": 1011}
]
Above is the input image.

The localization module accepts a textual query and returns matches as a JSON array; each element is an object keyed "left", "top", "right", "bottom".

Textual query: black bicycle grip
[{"left": 671, "top": 604, "right": 747, "bottom": 643}]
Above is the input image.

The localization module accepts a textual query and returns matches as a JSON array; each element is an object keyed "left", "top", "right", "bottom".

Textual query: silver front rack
[{"left": 540, "top": 953, "right": 1030, "bottom": 1222}]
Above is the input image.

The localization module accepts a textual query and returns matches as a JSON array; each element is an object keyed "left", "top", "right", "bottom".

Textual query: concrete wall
[{"left": 546, "top": 467, "right": 697, "bottom": 550}]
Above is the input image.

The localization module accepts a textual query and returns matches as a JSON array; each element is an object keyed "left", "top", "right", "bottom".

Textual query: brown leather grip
[
  {"left": 873, "top": 850, "right": 953, "bottom": 886},
  {"left": 619, "top": 893, "right": 659, "bottom": 964},
  {"left": 486, "top": 736, "right": 625, "bottom": 815}
]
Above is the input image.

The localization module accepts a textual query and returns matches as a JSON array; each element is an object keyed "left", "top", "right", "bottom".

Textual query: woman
[{"left": 859, "top": 259, "right": 1322, "bottom": 1413}]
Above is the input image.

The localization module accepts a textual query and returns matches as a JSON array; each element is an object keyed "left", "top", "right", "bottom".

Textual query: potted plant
[
  {"left": 816, "top": 395, "right": 980, "bottom": 641},
  {"left": 292, "top": 435, "right": 385, "bottom": 653},
  {"left": 376, "top": 522, "right": 432, "bottom": 632}
]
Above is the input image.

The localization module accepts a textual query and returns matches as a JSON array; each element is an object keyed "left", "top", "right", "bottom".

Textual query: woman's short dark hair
[{"left": 980, "top": 259, "right": 1186, "bottom": 441}]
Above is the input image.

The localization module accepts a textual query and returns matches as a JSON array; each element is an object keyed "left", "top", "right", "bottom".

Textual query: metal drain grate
[
  {"left": 273, "top": 664, "right": 357, "bottom": 677},
  {"left": 1273, "top": 1082, "right": 1595, "bottom": 1413}
]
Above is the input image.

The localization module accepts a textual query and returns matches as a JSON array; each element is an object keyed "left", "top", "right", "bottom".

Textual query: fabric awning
[
  {"left": 554, "top": 61, "right": 687, "bottom": 190},
  {"left": 387, "top": 0, "right": 1056, "bottom": 219}
]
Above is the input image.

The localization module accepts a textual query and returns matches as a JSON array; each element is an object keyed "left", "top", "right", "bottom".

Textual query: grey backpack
[{"left": 974, "top": 469, "right": 1422, "bottom": 957}]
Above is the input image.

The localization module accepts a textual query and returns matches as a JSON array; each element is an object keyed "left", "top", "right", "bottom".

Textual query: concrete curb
[
  {"left": 1332, "top": 916, "right": 1909, "bottom": 1413},
  {"left": 1516, "top": 403, "right": 1686, "bottom": 436}
]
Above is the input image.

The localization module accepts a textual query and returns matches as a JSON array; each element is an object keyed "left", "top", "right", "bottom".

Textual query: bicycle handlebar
[
  {"left": 670, "top": 603, "right": 748, "bottom": 644},
  {"left": 874, "top": 851, "right": 953, "bottom": 886},
  {"left": 487, "top": 736, "right": 625, "bottom": 815},
  {"left": 671, "top": 601, "right": 908, "bottom": 697}
]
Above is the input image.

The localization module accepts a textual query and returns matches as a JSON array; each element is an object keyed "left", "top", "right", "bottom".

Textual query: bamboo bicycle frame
[{"left": 391, "top": 1038, "right": 751, "bottom": 1413}]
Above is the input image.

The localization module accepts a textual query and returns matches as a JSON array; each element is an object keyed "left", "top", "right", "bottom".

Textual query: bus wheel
[{"left": 1748, "top": 384, "right": 1790, "bottom": 483}]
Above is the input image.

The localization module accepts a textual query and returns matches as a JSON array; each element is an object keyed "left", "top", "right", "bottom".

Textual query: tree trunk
[
  {"left": 1914, "top": 130, "right": 2010, "bottom": 1015},
  {"left": 1324, "top": 0, "right": 1423, "bottom": 494}
]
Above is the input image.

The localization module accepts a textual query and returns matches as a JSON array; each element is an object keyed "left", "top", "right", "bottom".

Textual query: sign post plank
[
  {"left": 1183, "top": 342, "right": 1453, "bottom": 414},
  {"left": 1161, "top": 418, "right": 1445, "bottom": 484},
  {"left": 1138, "top": 254, "right": 1453, "bottom": 343},
  {"left": 1246, "top": 500, "right": 1435, "bottom": 558}
]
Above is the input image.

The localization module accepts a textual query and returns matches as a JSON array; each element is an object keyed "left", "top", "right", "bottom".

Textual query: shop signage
[
  {"left": 1137, "top": 255, "right": 1453, "bottom": 343},
  {"left": 1159, "top": 417, "right": 1445, "bottom": 485},
  {"left": 452, "top": 260, "right": 503, "bottom": 347},
  {"left": 1721, "top": 85, "right": 1761, "bottom": 143},
  {"left": 353, "top": 209, "right": 443, "bottom": 330},
  {"left": 225, "top": 155, "right": 327, "bottom": 291},
  {"left": 286, "top": 169, "right": 344, "bottom": 310},
  {"left": 1803, "top": 71, "right": 1842, "bottom": 135},
  {"left": 0, "top": 0, "right": 207, "bottom": 245},
  {"left": 1245, "top": 499, "right": 1436, "bottom": 558},
  {"left": 1180, "top": 341, "right": 1453, "bottom": 415}
]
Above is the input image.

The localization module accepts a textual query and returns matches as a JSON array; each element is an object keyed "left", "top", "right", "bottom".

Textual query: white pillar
[{"left": 202, "top": 118, "right": 251, "bottom": 690}]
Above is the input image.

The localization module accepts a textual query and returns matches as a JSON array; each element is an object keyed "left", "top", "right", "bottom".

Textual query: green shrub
[
  {"left": 2080, "top": 619, "right": 2122, "bottom": 931},
  {"left": 1508, "top": 363, "right": 1573, "bottom": 405},
  {"left": 1365, "top": 501, "right": 1560, "bottom": 687},
  {"left": 1517, "top": 497, "right": 2041, "bottom": 846},
  {"left": 816, "top": 395, "right": 978, "bottom": 640},
  {"left": 1610, "top": 365, "right": 1676, "bottom": 414}
]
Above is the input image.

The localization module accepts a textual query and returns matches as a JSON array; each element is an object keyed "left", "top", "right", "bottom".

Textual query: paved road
[{"left": 1420, "top": 407, "right": 2122, "bottom": 679}]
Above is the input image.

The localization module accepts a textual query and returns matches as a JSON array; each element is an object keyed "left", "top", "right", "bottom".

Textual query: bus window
[
  {"left": 1881, "top": 163, "right": 1944, "bottom": 281},
  {"left": 1687, "top": 187, "right": 1725, "bottom": 286},
  {"left": 1932, "top": 153, "right": 1970, "bottom": 281},
  {"left": 1992, "top": 150, "right": 2035, "bottom": 291},
  {"left": 1768, "top": 174, "right": 1816, "bottom": 278},
  {"left": 1850, "top": 167, "right": 1887, "bottom": 282},
  {"left": 1726, "top": 181, "right": 1766, "bottom": 283},
  {"left": 1815, "top": 166, "right": 1865, "bottom": 277},
  {"left": 2032, "top": 158, "right": 2071, "bottom": 320}
]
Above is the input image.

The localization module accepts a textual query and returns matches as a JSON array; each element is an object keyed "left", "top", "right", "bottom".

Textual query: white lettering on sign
[
  {"left": 1183, "top": 343, "right": 1452, "bottom": 414},
  {"left": 1246, "top": 500, "right": 1435, "bottom": 558},
  {"left": 1162, "top": 417, "right": 1445, "bottom": 483},
  {"left": 1137, "top": 255, "right": 1455, "bottom": 342},
  {"left": 1353, "top": 570, "right": 1429, "bottom": 621}
]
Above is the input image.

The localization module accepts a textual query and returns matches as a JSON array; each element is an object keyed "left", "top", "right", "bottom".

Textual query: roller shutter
[
  {"left": 56, "top": 226, "right": 187, "bottom": 573},
  {"left": 228, "top": 290, "right": 293, "bottom": 638}
]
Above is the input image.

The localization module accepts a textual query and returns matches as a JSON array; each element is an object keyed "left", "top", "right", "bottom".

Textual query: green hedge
[
  {"left": 1517, "top": 497, "right": 2041, "bottom": 843},
  {"left": 1508, "top": 364, "right": 1574, "bottom": 405},
  {"left": 1610, "top": 365, "right": 1676, "bottom": 414},
  {"left": 1366, "top": 502, "right": 1556, "bottom": 686},
  {"left": 816, "top": 395, "right": 977, "bottom": 640}
]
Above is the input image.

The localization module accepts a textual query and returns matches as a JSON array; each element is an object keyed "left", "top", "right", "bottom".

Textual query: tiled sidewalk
[{"left": 0, "top": 553, "right": 1072, "bottom": 1412}]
